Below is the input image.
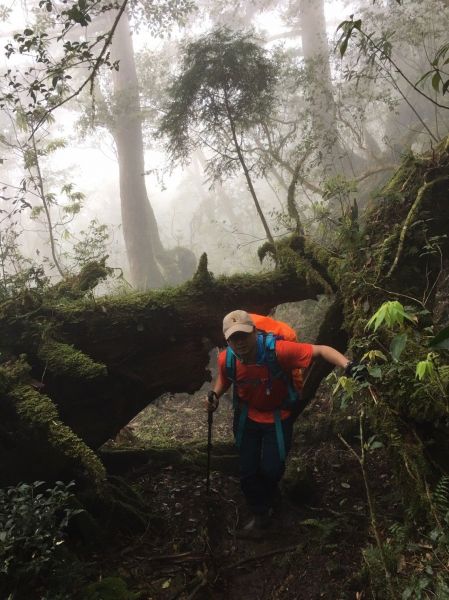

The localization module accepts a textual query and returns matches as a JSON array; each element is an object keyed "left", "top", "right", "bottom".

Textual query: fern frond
[{"left": 433, "top": 475, "right": 449, "bottom": 516}]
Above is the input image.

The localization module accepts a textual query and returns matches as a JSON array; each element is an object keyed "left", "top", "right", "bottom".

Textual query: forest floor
[{"left": 97, "top": 388, "right": 397, "bottom": 600}]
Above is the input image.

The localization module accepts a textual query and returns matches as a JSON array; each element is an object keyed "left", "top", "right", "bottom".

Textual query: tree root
[{"left": 387, "top": 175, "right": 449, "bottom": 279}]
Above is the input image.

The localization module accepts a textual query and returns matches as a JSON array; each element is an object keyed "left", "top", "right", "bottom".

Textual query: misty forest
[{"left": 1, "top": 0, "right": 449, "bottom": 597}]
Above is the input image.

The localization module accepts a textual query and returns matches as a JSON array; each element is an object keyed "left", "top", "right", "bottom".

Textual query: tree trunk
[
  {"left": 110, "top": 10, "right": 165, "bottom": 289},
  {"left": 299, "top": 0, "right": 340, "bottom": 177},
  {"left": 299, "top": 0, "right": 371, "bottom": 181}
]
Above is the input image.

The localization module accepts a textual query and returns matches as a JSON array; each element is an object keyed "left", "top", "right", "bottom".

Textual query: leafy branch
[
  {"left": 31, "top": 0, "right": 130, "bottom": 134},
  {"left": 336, "top": 17, "right": 449, "bottom": 111}
]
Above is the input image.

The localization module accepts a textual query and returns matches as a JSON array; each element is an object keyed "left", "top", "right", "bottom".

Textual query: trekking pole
[
  {"left": 206, "top": 391, "right": 216, "bottom": 494},
  {"left": 206, "top": 408, "right": 213, "bottom": 493}
]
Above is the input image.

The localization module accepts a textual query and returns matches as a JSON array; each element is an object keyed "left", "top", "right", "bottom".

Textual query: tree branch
[{"left": 31, "top": 0, "right": 130, "bottom": 135}]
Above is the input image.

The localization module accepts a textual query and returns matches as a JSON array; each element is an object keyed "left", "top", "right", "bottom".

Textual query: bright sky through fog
[
  {"left": 324, "top": 0, "right": 358, "bottom": 28},
  {"left": 253, "top": 0, "right": 358, "bottom": 43},
  {"left": 0, "top": 0, "right": 361, "bottom": 242}
]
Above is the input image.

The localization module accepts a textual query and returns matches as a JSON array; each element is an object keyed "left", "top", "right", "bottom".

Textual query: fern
[{"left": 433, "top": 475, "right": 449, "bottom": 518}]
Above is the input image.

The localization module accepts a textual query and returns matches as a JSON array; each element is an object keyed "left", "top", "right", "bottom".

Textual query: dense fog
[{"left": 0, "top": 0, "right": 448, "bottom": 291}]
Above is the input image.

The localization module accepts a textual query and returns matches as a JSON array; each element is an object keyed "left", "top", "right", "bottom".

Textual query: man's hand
[
  {"left": 344, "top": 361, "right": 368, "bottom": 382},
  {"left": 205, "top": 390, "right": 219, "bottom": 412}
]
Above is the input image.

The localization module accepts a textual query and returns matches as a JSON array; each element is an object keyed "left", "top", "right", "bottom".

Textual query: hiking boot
[{"left": 235, "top": 510, "right": 273, "bottom": 540}]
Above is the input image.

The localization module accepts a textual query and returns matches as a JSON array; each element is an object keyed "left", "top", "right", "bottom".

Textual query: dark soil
[{"left": 97, "top": 390, "right": 396, "bottom": 600}]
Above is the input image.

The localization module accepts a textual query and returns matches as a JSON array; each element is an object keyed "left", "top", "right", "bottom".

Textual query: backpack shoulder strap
[
  {"left": 225, "top": 346, "right": 236, "bottom": 382},
  {"left": 225, "top": 346, "right": 240, "bottom": 411},
  {"left": 263, "top": 332, "right": 281, "bottom": 375},
  {"left": 262, "top": 333, "right": 299, "bottom": 406}
]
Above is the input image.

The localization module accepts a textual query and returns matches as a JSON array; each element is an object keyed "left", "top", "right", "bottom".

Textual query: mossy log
[
  {"left": 45, "top": 264, "right": 328, "bottom": 447},
  {"left": 0, "top": 258, "right": 328, "bottom": 484},
  {"left": 99, "top": 441, "right": 238, "bottom": 477}
]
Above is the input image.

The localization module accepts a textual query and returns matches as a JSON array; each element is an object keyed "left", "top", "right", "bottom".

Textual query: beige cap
[{"left": 223, "top": 310, "right": 254, "bottom": 340}]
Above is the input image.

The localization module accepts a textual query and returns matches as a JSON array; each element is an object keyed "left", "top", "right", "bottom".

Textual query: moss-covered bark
[{"left": 328, "top": 136, "right": 449, "bottom": 520}]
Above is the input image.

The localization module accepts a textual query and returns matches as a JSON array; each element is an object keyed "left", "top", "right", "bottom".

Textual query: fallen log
[{"left": 0, "top": 254, "right": 330, "bottom": 484}]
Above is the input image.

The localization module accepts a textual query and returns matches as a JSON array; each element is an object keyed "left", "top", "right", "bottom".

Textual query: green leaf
[
  {"left": 367, "top": 365, "right": 382, "bottom": 379},
  {"left": 416, "top": 358, "right": 435, "bottom": 381},
  {"left": 429, "top": 326, "right": 449, "bottom": 350},
  {"left": 435, "top": 42, "right": 449, "bottom": 62},
  {"left": 366, "top": 301, "right": 416, "bottom": 331},
  {"left": 415, "top": 361, "right": 427, "bottom": 380},
  {"left": 362, "top": 350, "right": 387, "bottom": 363},
  {"left": 432, "top": 71, "right": 442, "bottom": 92},
  {"left": 416, "top": 71, "right": 432, "bottom": 88},
  {"left": 340, "top": 37, "right": 348, "bottom": 57},
  {"left": 390, "top": 333, "right": 408, "bottom": 362},
  {"left": 370, "top": 441, "right": 384, "bottom": 450}
]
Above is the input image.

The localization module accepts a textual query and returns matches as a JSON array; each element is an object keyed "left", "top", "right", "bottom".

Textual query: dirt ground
[{"left": 99, "top": 390, "right": 394, "bottom": 600}]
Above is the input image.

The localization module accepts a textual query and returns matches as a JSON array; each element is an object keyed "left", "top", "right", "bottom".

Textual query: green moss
[
  {"left": 38, "top": 339, "right": 107, "bottom": 379},
  {"left": 381, "top": 151, "right": 420, "bottom": 196},
  {"left": 273, "top": 236, "right": 333, "bottom": 294},
  {"left": 376, "top": 228, "right": 399, "bottom": 278},
  {"left": 12, "top": 383, "right": 59, "bottom": 423},
  {"left": 48, "top": 420, "right": 106, "bottom": 485},
  {"left": 0, "top": 290, "right": 43, "bottom": 321},
  {"left": 50, "top": 259, "right": 111, "bottom": 301},
  {"left": 52, "top": 252, "right": 328, "bottom": 329},
  {"left": 191, "top": 252, "right": 214, "bottom": 286},
  {"left": 257, "top": 240, "right": 276, "bottom": 263},
  {"left": 76, "top": 260, "right": 111, "bottom": 292},
  {"left": 0, "top": 354, "right": 31, "bottom": 393},
  {"left": 11, "top": 384, "right": 106, "bottom": 485}
]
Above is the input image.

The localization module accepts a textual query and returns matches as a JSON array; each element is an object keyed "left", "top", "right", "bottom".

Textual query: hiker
[{"left": 205, "top": 309, "right": 359, "bottom": 537}]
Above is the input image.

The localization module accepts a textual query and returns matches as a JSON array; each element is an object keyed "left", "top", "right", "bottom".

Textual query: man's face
[{"left": 227, "top": 329, "right": 257, "bottom": 360}]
